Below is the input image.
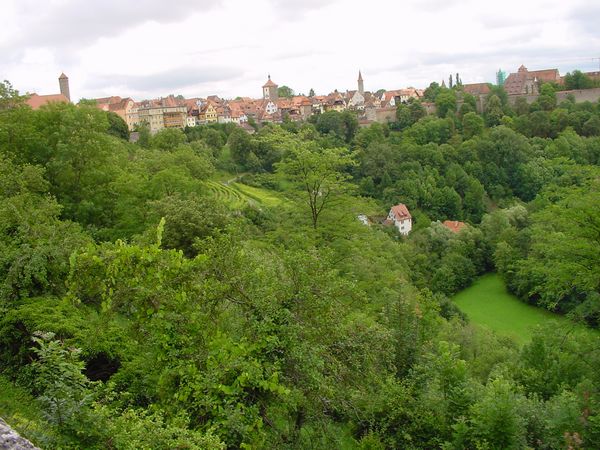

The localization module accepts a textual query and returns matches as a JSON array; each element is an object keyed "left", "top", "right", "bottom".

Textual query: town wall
[{"left": 556, "top": 87, "right": 600, "bottom": 103}]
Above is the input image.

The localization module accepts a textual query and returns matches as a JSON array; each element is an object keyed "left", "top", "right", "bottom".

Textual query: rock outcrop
[{"left": 0, "top": 418, "right": 39, "bottom": 450}]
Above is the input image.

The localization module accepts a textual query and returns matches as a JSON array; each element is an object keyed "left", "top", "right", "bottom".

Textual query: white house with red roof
[{"left": 388, "top": 203, "right": 412, "bottom": 235}]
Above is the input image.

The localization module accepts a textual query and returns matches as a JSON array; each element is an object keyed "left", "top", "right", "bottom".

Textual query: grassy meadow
[{"left": 452, "top": 273, "right": 579, "bottom": 344}]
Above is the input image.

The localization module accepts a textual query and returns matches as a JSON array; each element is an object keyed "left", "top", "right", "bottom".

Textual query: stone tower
[
  {"left": 263, "top": 75, "right": 278, "bottom": 100},
  {"left": 58, "top": 72, "right": 70, "bottom": 101},
  {"left": 357, "top": 70, "right": 364, "bottom": 95}
]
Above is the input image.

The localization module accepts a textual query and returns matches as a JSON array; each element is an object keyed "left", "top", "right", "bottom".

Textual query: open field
[{"left": 452, "top": 273, "right": 594, "bottom": 344}]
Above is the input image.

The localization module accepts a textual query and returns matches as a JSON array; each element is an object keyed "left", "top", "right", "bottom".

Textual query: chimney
[{"left": 58, "top": 73, "right": 70, "bottom": 101}]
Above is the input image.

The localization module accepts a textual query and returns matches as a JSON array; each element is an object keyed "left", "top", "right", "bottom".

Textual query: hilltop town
[{"left": 24, "top": 66, "right": 600, "bottom": 134}]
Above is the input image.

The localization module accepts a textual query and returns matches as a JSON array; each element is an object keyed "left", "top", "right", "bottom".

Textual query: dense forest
[{"left": 1, "top": 78, "right": 600, "bottom": 449}]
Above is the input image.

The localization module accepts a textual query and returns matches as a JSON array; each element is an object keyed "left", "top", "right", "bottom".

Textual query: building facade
[
  {"left": 388, "top": 203, "right": 412, "bottom": 235},
  {"left": 137, "top": 95, "right": 187, "bottom": 133}
]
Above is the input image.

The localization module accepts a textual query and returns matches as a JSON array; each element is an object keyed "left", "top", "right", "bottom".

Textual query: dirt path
[{"left": 223, "top": 172, "right": 248, "bottom": 185}]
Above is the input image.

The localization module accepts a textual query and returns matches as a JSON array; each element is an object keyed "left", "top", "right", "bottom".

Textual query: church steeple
[{"left": 357, "top": 70, "right": 364, "bottom": 95}]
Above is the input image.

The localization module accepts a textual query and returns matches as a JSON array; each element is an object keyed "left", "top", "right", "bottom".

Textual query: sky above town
[{"left": 2, "top": 0, "right": 599, "bottom": 101}]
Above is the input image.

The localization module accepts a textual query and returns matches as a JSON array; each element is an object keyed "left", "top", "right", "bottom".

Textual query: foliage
[
  {"left": 310, "top": 110, "right": 359, "bottom": 143},
  {"left": 0, "top": 80, "right": 27, "bottom": 110},
  {"left": 106, "top": 111, "right": 130, "bottom": 141},
  {"left": 276, "top": 143, "right": 355, "bottom": 228},
  {"left": 1, "top": 77, "right": 600, "bottom": 449},
  {"left": 30, "top": 331, "right": 94, "bottom": 433},
  {"left": 563, "top": 70, "right": 595, "bottom": 90},
  {"left": 277, "top": 85, "right": 295, "bottom": 98}
]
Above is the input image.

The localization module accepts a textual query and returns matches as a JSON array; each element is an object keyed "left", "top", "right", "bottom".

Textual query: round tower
[{"left": 58, "top": 72, "right": 70, "bottom": 101}]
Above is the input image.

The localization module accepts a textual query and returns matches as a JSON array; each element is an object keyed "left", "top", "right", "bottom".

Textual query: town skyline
[{"left": 2, "top": 0, "right": 598, "bottom": 101}]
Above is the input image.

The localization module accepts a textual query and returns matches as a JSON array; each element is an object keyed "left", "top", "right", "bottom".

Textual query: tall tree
[{"left": 276, "top": 143, "right": 355, "bottom": 229}]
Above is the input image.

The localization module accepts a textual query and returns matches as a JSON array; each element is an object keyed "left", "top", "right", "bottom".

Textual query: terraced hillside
[{"left": 203, "top": 180, "right": 283, "bottom": 209}]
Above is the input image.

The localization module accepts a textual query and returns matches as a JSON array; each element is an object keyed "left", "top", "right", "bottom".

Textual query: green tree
[
  {"left": 459, "top": 93, "right": 478, "bottom": 117},
  {"left": 0, "top": 80, "right": 27, "bottom": 110},
  {"left": 395, "top": 103, "right": 414, "bottom": 130},
  {"left": 423, "top": 82, "right": 441, "bottom": 102},
  {"left": 148, "top": 193, "right": 230, "bottom": 257},
  {"left": 537, "top": 83, "right": 557, "bottom": 111},
  {"left": 137, "top": 123, "right": 151, "bottom": 148},
  {"left": 462, "top": 112, "right": 484, "bottom": 139},
  {"left": 276, "top": 143, "right": 355, "bottom": 229},
  {"left": 514, "top": 96, "right": 530, "bottom": 116},
  {"left": 228, "top": 127, "right": 254, "bottom": 167},
  {"left": 31, "top": 332, "right": 93, "bottom": 429},
  {"left": 410, "top": 100, "right": 427, "bottom": 122},
  {"left": 106, "top": 111, "right": 130, "bottom": 140},
  {"left": 278, "top": 85, "right": 295, "bottom": 98},
  {"left": 517, "top": 184, "right": 600, "bottom": 313},
  {"left": 470, "top": 378, "right": 526, "bottom": 449},
  {"left": 436, "top": 90, "right": 457, "bottom": 118},
  {"left": 308, "top": 88, "right": 315, "bottom": 97},
  {"left": 582, "top": 115, "right": 600, "bottom": 136},
  {"left": 0, "top": 157, "right": 91, "bottom": 299},
  {"left": 151, "top": 128, "right": 187, "bottom": 150},
  {"left": 484, "top": 94, "right": 504, "bottom": 127},
  {"left": 312, "top": 110, "right": 359, "bottom": 143},
  {"left": 563, "top": 70, "right": 593, "bottom": 90}
]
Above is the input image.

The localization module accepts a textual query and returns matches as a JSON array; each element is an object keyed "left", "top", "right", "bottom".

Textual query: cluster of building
[
  {"left": 24, "top": 71, "right": 427, "bottom": 133},
  {"left": 24, "top": 65, "right": 600, "bottom": 134},
  {"left": 89, "top": 72, "right": 427, "bottom": 134}
]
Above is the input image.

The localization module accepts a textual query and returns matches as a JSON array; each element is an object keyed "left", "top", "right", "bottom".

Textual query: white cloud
[{"left": 2, "top": 0, "right": 598, "bottom": 101}]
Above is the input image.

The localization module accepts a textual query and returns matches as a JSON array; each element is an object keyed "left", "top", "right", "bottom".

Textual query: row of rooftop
[{"left": 25, "top": 66, "right": 600, "bottom": 134}]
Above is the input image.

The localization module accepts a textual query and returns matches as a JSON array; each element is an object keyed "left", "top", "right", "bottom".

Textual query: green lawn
[{"left": 452, "top": 273, "right": 575, "bottom": 344}]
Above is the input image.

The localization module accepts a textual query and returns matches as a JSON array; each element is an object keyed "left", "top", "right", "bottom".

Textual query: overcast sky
[{"left": 2, "top": 0, "right": 599, "bottom": 101}]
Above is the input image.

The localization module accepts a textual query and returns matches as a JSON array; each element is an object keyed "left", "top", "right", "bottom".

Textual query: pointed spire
[{"left": 357, "top": 70, "right": 365, "bottom": 95}]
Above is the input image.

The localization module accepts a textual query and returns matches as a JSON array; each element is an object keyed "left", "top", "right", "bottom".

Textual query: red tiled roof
[
  {"left": 390, "top": 203, "right": 411, "bottom": 221},
  {"left": 442, "top": 220, "right": 467, "bottom": 233},
  {"left": 263, "top": 76, "right": 277, "bottom": 88},
  {"left": 529, "top": 69, "right": 560, "bottom": 81},
  {"left": 94, "top": 96, "right": 123, "bottom": 104},
  {"left": 25, "top": 93, "right": 70, "bottom": 110},
  {"left": 462, "top": 83, "right": 491, "bottom": 96}
]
